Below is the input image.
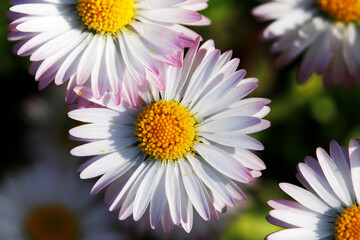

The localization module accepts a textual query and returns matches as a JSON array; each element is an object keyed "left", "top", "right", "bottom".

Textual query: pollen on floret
[
  {"left": 77, "top": 0, "right": 135, "bottom": 34},
  {"left": 134, "top": 100, "right": 199, "bottom": 161},
  {"left": 334, "top": 204, "right": 360, "bottom": 240},
  {"left": 318, "top": 0, "right": 360, "bottom": 22}
]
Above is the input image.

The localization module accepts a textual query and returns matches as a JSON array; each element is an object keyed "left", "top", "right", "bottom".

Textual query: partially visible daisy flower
[
  {"left": 253, "top": 0, "right": 360, "bottom": 88},
  {"left": 266, "top": 139, "right": 360, "bottom": 239},
  {"left": 8, "top": 0, "right": 210, "bottom": 106},
  {"left": 68, "top": 38, "right": 271, "bottom": 233},
  {"left": 0, "top": 160, "right": 124, "bottom": 240}
]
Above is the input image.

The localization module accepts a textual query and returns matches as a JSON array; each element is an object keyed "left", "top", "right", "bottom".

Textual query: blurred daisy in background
[
  {"left": 266, "top": 139, "right": 360, "bottom": 239},
  {"left": 0, "top": 160, "right": 125, "bottom": 240},
  {"left": 68, "top": 38, "right": 270, "bottom": 233},
  {"left": 8, "top": 0, "right": 210, "bottom": 106},
  {"left": 253, "top": 0, "right": 360, "bottom": 88}
]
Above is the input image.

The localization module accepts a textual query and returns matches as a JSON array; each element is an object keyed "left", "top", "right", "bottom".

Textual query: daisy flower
[
  {"left": 253, "top": 0, "right": 360, "bottom": 88},
  {"left": 0, "top": 160, "right": 124, "bottom": 240},
  {"left": 266, "top": 139, "right": 360, "bottom": 240},
  {"left": 68, "top": 38, "right": 271, "bottom": 233},
  {"left": 8, "top": 0, "right": 210, "bottom": 106}
]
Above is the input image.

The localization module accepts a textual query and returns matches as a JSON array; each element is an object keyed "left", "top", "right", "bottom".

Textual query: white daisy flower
[
  {"left": 266, "top": 139, "right": 360, "bottom": 240},
  {"left": 8, "top": 0, "right": 210, "bottom": 106},
  {"left": 0, "top": 160, "right": 124, "bottom": 240},
  {"left": 253, "top": 0, "right": 360, "bottom": 88},
  {"left": 68, "top": 38, "right": 271, "bottom": 233}
]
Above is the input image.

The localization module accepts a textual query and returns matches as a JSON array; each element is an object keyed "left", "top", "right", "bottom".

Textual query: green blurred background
[{"left": 1, "top": 0, "right": 360, "bottom": 239}]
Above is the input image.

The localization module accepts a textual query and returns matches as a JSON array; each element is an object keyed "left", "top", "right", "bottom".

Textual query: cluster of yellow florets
[
  {"left": 77, "top": 0, "right": 135, "bottom": 33},
  {"left": 334, "top": 204, "right": 360, "bottom": 240},
  {"left": 135, "top": 100, "right": 198, "bottom": 161},
  {"left": 318, "top": 0, "right": 360, "bottom": 22}
]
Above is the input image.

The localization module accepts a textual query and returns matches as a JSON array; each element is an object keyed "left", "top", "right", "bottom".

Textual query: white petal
[
  {"left": 349, "top": 139, "right": 360, "bottom": 203},
  {"left": 199, "top": 116, "right": 261, "bottom": 133},
  {"left": 201, "top": 132, "right": 264, "bottom": 150},
  {"left": 179, "top": 160, "right": 210, "bottom": 221},
  {"left": 149, "top": 170, "right": 167, "bottom": 229},
  {"left": 195, "top": 143, "right": 253, "bottom": 183},
  {"left": 266, "top": 228, "right": 332, "bottom": 240},
  {"left": 165, "top": 162, "right": 182, "bottom": 225},
  {"left": 317, "top": 147, "right": 353, "bottom": 206}
]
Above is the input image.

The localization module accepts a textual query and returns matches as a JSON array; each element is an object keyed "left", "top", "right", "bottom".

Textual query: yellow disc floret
[
  {"left": 26, "top": 204, "right": 78, "bottom": 240},
  {"left": 135, "top": 100, "right": 198, "bottom": 161},
  {"left": 77, "top": 0, "right": 135, "bottom": 33},
  {"left": 318, "top": 0, "right": 360, "bottom": 22},
  {"left": 334, "top": 204, "right": 360, "bottom": 240}
]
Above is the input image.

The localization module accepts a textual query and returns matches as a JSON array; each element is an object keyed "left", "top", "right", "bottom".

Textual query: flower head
[
  {"left": 0, "top": 160, "right": 122, "bottom": 240},
  {"left": 8, "top": 0, "right": 210, "bottom": 106},
  {"left": 253, "top": 0, "right": 360, "bottom": 88},
  {"left": 69, "top": 38, "right": 271, "bottom": 233},
  {"left": 266, "top": 139, "right": 360, "bottom": 239}
]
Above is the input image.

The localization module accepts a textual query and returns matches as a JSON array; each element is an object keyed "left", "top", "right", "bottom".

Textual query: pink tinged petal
[
  {"left": 140, "top": 38, "right": 182, "bottom": 67},
  {"left": 266, "top": 228, "right": 333, "bottom": 240},
  {"left": 37, "top": 71, "right": 56, "bottom": 90},
  {"left": 195, "top": 143, "right": 253, "bottom": 183},
  {"left": 197, "top": 82, "right": 258, "bottom": 119},
  {"left": 161, "top": 203, "right": 174, "bottom": 233},
  {"left": 316, "top": 147, "right": 353, "bottom": 206},
  {"left": 7, "top": 31, "right": 36, "bottom": 41},
  {"left": 68, "top": 108, "right": 134, "bottom": 124},
  {"left": 149, "top": 170, "right": 167, "bottom": 229},
  {"left": 179, "top": 160, "right": 210, "bottom": 221},
  {"left": 105, "top": 36, "right": 123, "bottom": 95},
  {"left": 90, "top": 154, "right": 143, "bottom": 196},
  {"left": 279, "top": 183, "right": 335, "bottom": 216},
  {"left": 199, "top": 116, "right": 261, "bottom": 133},
  {"left": 164, "top": 61, "right": 183, "bottom": 100},
  {"left": 122, "top": 71, "right": 140, "bottom": 107},
  {"left": 133, "top": 162, "right": 165, "bottom": 221},
  {"left": 146, "top": 69, "right": 165, "bottom": 91},
  {"left": 73, "top": 86, "right": 139, "bottom": 114},
  {"left": 165, "top": 162, "right": 182, "bottom": 225},
  {"left": 349, "top": 139, "right": 360, "bottom": 203},
  {"left": 131, "top": 21, "right": 185, "bottom": 50},
  {"left": 139, "top": 8, "right": 201, "bottom": 24},
  {"left": 201, "top": 132, "right": 264, "bottom": 151},
  {"left": 118, "top": 161, "right": 155, "bottom": 220},
  {"left": 118, "top": 36, "right": 146, "bottom": 86},
  {"left": 234, "top": 149, "right": 266, "bottom": 171},
  {"left": 123, "top": 31, "right": 159, "bottom": 75},
  {"left": 70, "top": 137, "right": 137, "bottom": 157},
  {"left": 66, "top": 75, "right": 78, "bottom": 103},
  {"left": 80, "top": 147, "right": 141, "bottom": 179},
  {"left": 297, "top": 162, "right": 342, "bottom": 210},
  {"left": 10, "top": 3, "right": 69, "bottom": 15},
  {"left": 184, "top": 15, "right": 211, "bottom": 26},
  {"left": 16, "top": 15, "right": 73, "bottom": 32},
  {"left": 76, "top": 35, "right": 100, "bottom": 85},
  {"left": 269, "top": 209, "right": 333, "bottom": 230},
  {"left": 187, "top": 155, "right": 235, "bottom": 207}
]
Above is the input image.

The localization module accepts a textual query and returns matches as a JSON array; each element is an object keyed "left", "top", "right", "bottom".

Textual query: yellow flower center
[
  {"left": 318, "top": 0, "right": 360, "bottom": 22},
  {"left": 135, "top": 100, "right": 198, "bottom": 161},
  {"left": 26, "top": 204, "right": 78, "bottom": 240},
  {"left": 334, "top": 204, "right": 360, "bottom": 240},
  {"left": 77, "top": 0, "right": 135, "bottom": 33}
]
